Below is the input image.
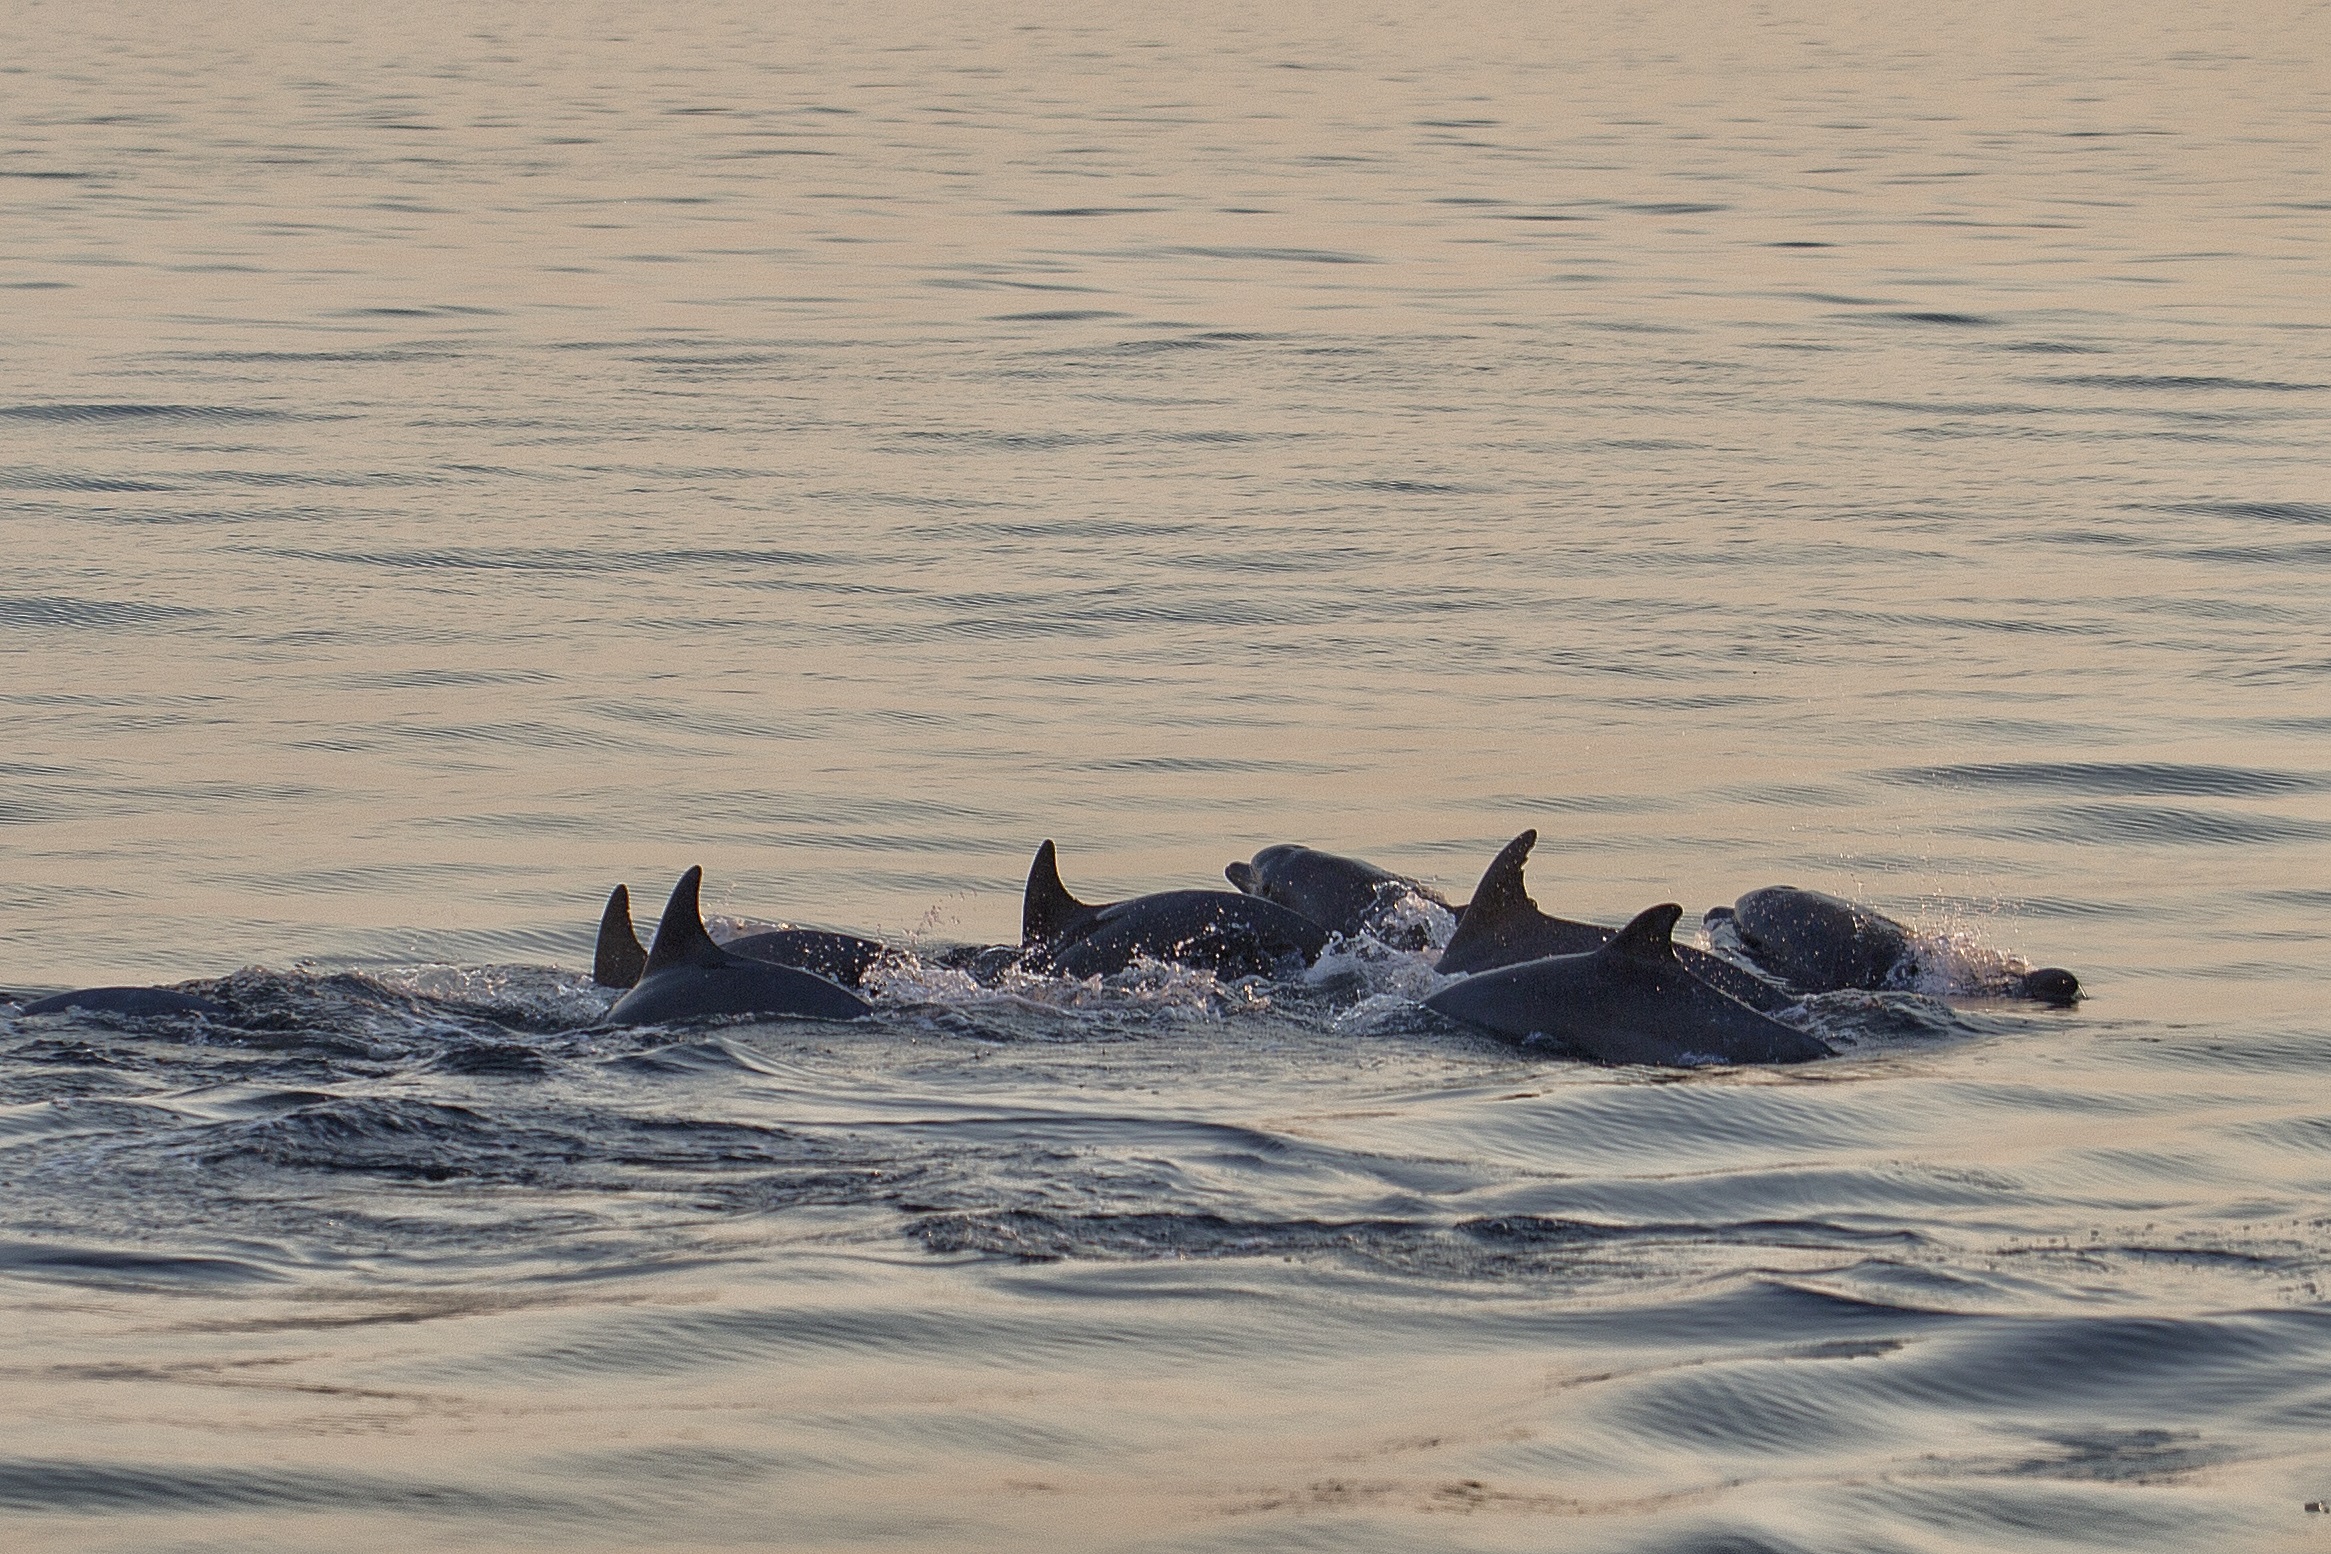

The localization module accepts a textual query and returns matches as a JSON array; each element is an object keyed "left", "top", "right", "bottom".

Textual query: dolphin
[
  {"left": 593, "top": 882, "right": 888, "bottom": 991},
  {"left": 1224, "top": 843, "right": 1460, "bottom": 945},
  {"left": 1022, "top": 840, "right": 1329, "bottom": 979},
  {"left": 1425, "top": 904, "right": 1833, "bottom": 1066},
  {"left": 603, "top": 868, "right": 873, "bottom": 1026},
  {"left": 1435, "top": 830, "right": 1791, "bottom": 1012},
  {"left": 15, "top": 986, "right": 229, "bottom": 1018},
  {"left": 1708, "top": 886, "right": 2081, "bottom": 1004}
]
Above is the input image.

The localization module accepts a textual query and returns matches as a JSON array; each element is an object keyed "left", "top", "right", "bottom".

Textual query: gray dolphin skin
[
  {"left": 593, "top": 882, "right": 889, "bottom": 991},
  {"left": 1710, "top": 886, "right": 2081, "bottom": 1004},
  {"left": 603, "top": 867, "right": 873, "bottom": 1026},
  {"left": 1425, "top": 904, "right": 1834, "bottom": 1066},
  {"left": 1224, "top": 843, "right": 1459, "bottom": 945},
  {"left": 1436, "top": 830, "right": 1792, "bottom": 1013},
  {"left": 1023, "top": 840, "right": 1330, "bottom": 979},
  {"left": 594, "top": 884, "right": 649, "bottom": 988},
  {"left": 16, "top": 986, "right": 230, "bottom": 1018}
]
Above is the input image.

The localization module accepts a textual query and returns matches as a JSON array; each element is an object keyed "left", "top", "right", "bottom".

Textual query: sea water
[{"left": 3, "top": 3, "right": 2329, "bottom": 1548}]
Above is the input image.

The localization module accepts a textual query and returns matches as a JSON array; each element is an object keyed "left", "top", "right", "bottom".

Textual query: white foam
[
  {"left": 865, "top": 951, "right": 1267, "bottom": 1018},
  {"left": 1897, "top": 904, "right": 2050, "bottom": 997}
]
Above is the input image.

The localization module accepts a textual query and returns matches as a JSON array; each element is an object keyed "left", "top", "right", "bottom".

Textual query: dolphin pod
[{"left": 8, "top": 831, "right": 2084, "bottom": 1065}]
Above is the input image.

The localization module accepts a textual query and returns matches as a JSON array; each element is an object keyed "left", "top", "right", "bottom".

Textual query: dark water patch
[
  {"left": 603, "top": 1038, "right": 767, "bottom": 1079},
  {"left": 988, "top": 309, "right": 1127, "bottom": 321},
  {"left": 1619, "top": 202, "right": 1729, "bottom": 215},
  {"left": 2177, "top": 541, "right": 2331, "bottom": 566},
  {"left": 0, "top": 1241, "right": 283, "bottom": 1287},
  {"left": 2254, "top": 887, "right": 2331, "bottom": 910},
  {"left": 1012, "top": 207, "right": 1163, "bottom": 217},
  {"left": 202, "top": 1095, "right": 583, "bottom": 1183},
  {"left": 1319, "top": 478, "right": 1482, "bottom": 494},
  {"left": 1880, "top": 761, "right": 2324, "bottom": 799},
  {"left": 328, "top": 304, "right": 504, "bottom": 318},
  {"left": 334, "top": 665, "right": 558, "bottom": 690},
  {"left": 238, "top": 544, "right": 833, "bottom": 574},
  {"left": 1866, "top": 1481, "right": 2226, "bottom": 1548},
  {"left": 0, "top": 403, "right": 302, "bottom": 424},
  {"left": 1870, "top": 1311, "right": 2321, "bottom": 1413},
  {"left": 2152, "top": 500, "right": 2331, "bottom": 526},
  {"left": 1945, "top": 1427, "right": 2238, "bottom": 1485},
  {"left": 1602, "top": 692, "right": 1789, "bottom": 712},
  {"left": 2040, "top": 374, "right": 2325, "bottom": 393},
  {"left": 1072, "top": 753, "right": 1347, "bottom": 776},
  {"left": 1832, "top": 396, "right": 2051, "bottom": 417},
  {"left": 414, "top": 1039, "right": 559, "bottom": 1078},
  {"left": 0, "top": 596, "right": 210, "bottom": 630},
  {"left": 0, "top": 1455, "right": 555, "bottom": 1517},
  {"left": 0, "top": 470, "right": 178, "bottom": 492},
  {"left": 1610, "top": 1357, "right": 1879, "bottom": 1458},
  {"left": 182, "top": 469, "right": 446, "bottom": 490},
  {"left": 1871, "top": 311, "right": 1997, "bottom": 327},
  {"left": 914, "top": 1209, "right": 1925, "bottom": 1274},
  {"left": 172, "top": 346, "right": 458, "bottom": 364},
  {"left": 1157, "top": 246, "right": 1378, "bottom": 264},
  {"left": 432, "top": 1293, "right": 1357, "bottom": 1386}
]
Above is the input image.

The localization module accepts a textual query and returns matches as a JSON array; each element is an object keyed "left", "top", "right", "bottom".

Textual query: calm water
[{"left": 5, "top": 2, "right": 2330, "bottom": 1548}]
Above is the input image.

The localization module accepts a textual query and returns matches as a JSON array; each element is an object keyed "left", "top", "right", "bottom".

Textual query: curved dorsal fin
[
  {"left": 642, "top": 866, "right": 734, "bottom": 976},
  {"left": 593, "top": 884, "right": 648, "bottom": 988},
  {"left": 1224, "top": 860, "right": 1259, "bottom": 895},
  {"left": 1466, "top": 829, "right": 1539, "bottom": 919},
  {"left": 1433, "top": 830, "right": 1547, "bottom": 973},
  {"left": 1022, "top": 840, "right": 1093, "bottom": 945},
  {"left": 1607, "top": 902, "right": 1684, "bottom": 962}
]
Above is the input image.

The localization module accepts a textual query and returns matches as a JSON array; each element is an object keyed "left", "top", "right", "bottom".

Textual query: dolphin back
[
  {"left": 1427, "top": 903, "right": 1831, "bottom": 1066},
  {"left": 1041, "top": 889, "right": 1329, "bottom": 979},
  {"left": 721, "top": 928, "right": 888, "bottom": 989}
]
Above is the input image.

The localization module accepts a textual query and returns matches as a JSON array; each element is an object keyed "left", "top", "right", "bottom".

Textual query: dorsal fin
[
  {"left": 1608, "top": 903, "right": 1684, "bottom": 962},
  {"left": 642, "top": 866, "right": 734, "bottom": 976},
  {"left": 1224, "top": 861, "right": 1259, "bottom": 894},
  {"left": 1465, "top": 829, "right": 1539, "bottom": 920},
  {"left": 1433, "top": 830, "right": 1548, "bottom": 973},
  {"left": 1022, "top": 840, "right": 1093, "bottom": 945},
  {"left": 593, "top": 884, "right": 648, "bottom": 988}
]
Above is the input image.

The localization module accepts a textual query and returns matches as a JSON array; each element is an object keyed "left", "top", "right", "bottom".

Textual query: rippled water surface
[{"left": 5, "top": 2, "right": 2330, "bottom": 1548}]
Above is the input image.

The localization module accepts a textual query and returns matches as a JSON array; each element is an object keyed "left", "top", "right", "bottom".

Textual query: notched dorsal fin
[
  {"left": 1022, "top": 840, "right": 1092, "bottom": 945},
  {"left": 642, "top": 866, "right": 734, "bottom": 976},
  {"left": 1608, "top": 902, "right": 1684, "bottom": 962},
  {"left": 593, "top": 884, "right": 648, "bottom": 988}
]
